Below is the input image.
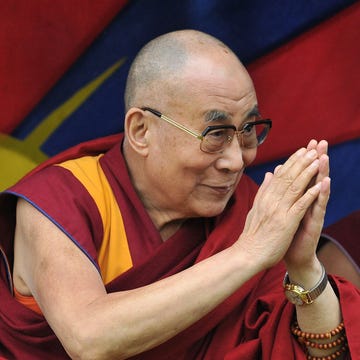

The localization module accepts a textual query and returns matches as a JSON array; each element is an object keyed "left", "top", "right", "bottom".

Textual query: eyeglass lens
[{"left": 201, "top": 123, "right": 269, "bottom": 153}]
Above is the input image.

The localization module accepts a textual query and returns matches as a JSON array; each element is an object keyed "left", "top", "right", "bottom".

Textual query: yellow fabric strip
[{"left": 58, "top": 155, "right": 133, "bottom": 284}]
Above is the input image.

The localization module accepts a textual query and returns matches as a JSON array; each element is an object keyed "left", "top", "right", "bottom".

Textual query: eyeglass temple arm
[{"left": 142, "top": 107, "right": 203, "bottom": 140}]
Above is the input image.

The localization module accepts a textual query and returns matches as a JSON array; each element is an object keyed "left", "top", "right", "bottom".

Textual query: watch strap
[{"left": 283, "top": 263, "right": 328, "bottom": 304}]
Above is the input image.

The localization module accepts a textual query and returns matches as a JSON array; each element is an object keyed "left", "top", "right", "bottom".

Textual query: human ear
[{"left": 124, "top": 108, "right": 149, "bottom": 156}]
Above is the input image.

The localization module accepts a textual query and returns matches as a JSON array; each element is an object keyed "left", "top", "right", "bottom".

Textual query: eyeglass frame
[{"left": 141, "top": 106, "right": 272, "bottom": 153}]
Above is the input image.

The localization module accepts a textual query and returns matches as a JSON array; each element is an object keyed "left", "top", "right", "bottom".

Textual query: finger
[
  {"left": 320, "top": 176, "right": 331, "bottom": 198},
  {"left": 303, "top": 140, "right": 321, "bottom": 190},
  {"left": 314, "top": 153, "right": 330, "bottom": 185},
  {"left": 307, "top": 139, "right": 318, "bottom": 151},
  {"left": 312, "top": 177, "right": 331, "bottom": 218},
  {"left": 299, "top": 154, "right": 329, "bottom": 226},
  {"left": 275, "top": 147, "right": 307, "bottom": 177},
  {"left": 289, "top": 181, "right": 322, "bottom": 220},
  {"left": 281, "top": 158, "right": 320, "bottom": 206},
  {"left": 257, "top": 148, "right": 320, "bottom": 213},
  {"left": 319, "top": 154, "right": 329, "bottom": 176},
  {"left": 304, "top": 177, "right": 331, "bottom": 239},
  {"left": 253, "top": 172, "right": 273, "bottom": 200},
  {"left": 274, "top": 164, "right": 282, "bottom": 174},
  {"left": 272, "top": 149, "right": 319, "bottom": 197},
  {"left": 274, "top": 148, "right": 316, "bottom": 182},
  {"left": 316, "top": 140, "right": 328, "bottom": 157}
]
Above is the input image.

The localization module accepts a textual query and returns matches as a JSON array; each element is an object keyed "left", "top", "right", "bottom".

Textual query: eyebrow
[
  {"left": 246, "top": 105, "right": 260, "bottom": 120},
  {"left": 204, "top": 109, "right": 231, "bottom": 123},
  {"left": 204, "top": 105, "right": 260, "bottom": 124}
]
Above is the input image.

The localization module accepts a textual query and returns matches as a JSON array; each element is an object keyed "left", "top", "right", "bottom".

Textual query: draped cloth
[{"left": 0, "top": 134, "right": 359, "bottom": 359}]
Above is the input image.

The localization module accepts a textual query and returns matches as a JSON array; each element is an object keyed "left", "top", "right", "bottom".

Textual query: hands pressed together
[{"left": 237, "top": 139, "right": 330, "bottom": 273}]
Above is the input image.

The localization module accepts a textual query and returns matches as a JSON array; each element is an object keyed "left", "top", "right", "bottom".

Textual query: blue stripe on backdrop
[
  {"left": 12, "top": 0, "right": 357, "bottom": 156},
  {"left": 246, "top": 138, "right": 360, "bottom": 227}
]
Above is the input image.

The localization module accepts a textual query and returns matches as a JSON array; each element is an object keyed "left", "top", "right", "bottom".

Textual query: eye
[
  {"left": 242, "top": 123, "right": 255, "bottom": 135},
  {"left": 207, "top": 129, "right": 228, "bottom": 139}
]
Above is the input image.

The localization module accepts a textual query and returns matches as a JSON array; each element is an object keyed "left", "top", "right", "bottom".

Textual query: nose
[{"left": 214, "top": 135, "right": 246, "bottom": 172}]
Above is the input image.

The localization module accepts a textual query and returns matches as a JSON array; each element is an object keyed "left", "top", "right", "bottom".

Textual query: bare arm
[{"left": 14, "top": 198, "right": 263, "bottom": 360}]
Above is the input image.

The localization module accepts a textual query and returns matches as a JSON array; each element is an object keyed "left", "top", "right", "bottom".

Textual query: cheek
[
  {"left": 243, "top": 148, "right": 257, "bottom": 166},
  {"left": 153, "top": 153, "right": 210, "bottom": 196},
  {"left": 150, "top": 131, "right": 212, "bottom": 184}
]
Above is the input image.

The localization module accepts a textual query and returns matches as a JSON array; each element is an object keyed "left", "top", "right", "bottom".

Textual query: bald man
[{"left": 0, "top": 30, "right": 358, "bottom": 359}]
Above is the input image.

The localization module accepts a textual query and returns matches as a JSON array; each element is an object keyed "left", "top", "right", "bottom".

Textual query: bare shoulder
[
  {"left": 13, "top": 198, "right": 51, "bottom": 295},
  {"left": 13, "top": 197, "right": 106, "bottom": 320}
]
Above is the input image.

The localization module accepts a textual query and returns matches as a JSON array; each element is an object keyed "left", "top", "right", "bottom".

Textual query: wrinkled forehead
[{"left": 168, "top": 56, "right": 256, "bottom": 120}]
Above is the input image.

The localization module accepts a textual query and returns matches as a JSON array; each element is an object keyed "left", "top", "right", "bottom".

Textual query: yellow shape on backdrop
[
  {"left": 0, "top": 134, "right": 47, "bottom": 190},
  {"left": 0, "top": 58, "right": 126, "bottom": 191}
]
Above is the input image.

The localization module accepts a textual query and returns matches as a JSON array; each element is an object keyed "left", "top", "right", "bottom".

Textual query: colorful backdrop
[{"left": 0, "top": 0, "right": 359, "bottom": 227}]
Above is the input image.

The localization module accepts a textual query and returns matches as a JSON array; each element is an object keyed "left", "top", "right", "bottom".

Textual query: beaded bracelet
[
  {"left": 291, "top": 322, "right": 348, "bottom": 360},
  {"left": 291, "top": 322, "right": 345, "bottom": 340},
  {"left": 305, "top": 343, "right": 348, "bottom": 360},
  {"left": 303, "top": 335, "right": 346, "bottom": 350}
]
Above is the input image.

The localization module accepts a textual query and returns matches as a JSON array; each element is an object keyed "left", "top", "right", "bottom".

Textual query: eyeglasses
[{"left": 141, "top": 107, "right": 272, "bottom": 154}]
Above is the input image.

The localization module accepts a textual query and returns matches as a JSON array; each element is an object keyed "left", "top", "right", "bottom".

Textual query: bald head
[{"left": 124, "top": 30, "right": 242, "bottom": 111}]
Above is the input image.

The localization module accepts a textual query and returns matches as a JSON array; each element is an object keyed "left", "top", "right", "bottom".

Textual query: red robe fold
[{"left": 0, "top": 134, "right": 359, "bottom": 359}]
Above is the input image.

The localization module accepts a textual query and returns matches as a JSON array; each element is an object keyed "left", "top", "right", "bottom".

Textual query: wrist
[
  {"left": 283, "top": 261, "right": 328, "bottom": 306},
  {"left": 285, "top": 259, "right": 323, "bottom": 289}
]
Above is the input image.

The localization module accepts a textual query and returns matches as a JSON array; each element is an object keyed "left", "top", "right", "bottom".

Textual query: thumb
[{"left": 255, "top": 171, "right": 273, "bottom": 198}]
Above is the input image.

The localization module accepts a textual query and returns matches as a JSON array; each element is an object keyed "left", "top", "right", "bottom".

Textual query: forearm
[
  {"left": 62, "top": 246, "right": 261, "bottom": 360},
  {"left": 18, "top": 198, "right": 265, "bottom": 360}
]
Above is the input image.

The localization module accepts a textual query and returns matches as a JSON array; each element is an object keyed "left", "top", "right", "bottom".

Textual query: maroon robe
[{"left": 0, "top": 134, "right": 359, "bottom": 359}]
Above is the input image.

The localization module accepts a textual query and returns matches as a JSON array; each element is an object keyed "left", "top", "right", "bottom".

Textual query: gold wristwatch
[{"left": 283, "top": 263, "right": 328, "bottom": 306}]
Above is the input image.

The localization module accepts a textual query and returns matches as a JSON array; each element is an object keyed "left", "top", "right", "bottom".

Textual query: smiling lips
[{"left": 205, "top": 183, "right": 235, "bottom": 195}]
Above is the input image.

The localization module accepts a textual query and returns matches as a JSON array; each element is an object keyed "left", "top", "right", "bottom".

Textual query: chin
[{"left": 195, "top": 201, "right": 229, "bottom": 218}]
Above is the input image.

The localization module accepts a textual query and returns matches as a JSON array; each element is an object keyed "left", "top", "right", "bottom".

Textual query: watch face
[
  {"left": 283, "top": 269, "right": 327, "bottom": 306},
  {"left": 284, "top": 286, "right": 305, "bottom": 306}
]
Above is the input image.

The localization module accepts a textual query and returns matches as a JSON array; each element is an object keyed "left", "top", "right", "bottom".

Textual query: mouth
[
  {"left": 204, "top": 184, "right": 235, "bottom": 195},
  {"left": 201, "top": 172, "right": 243, "bottom": 197}
]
